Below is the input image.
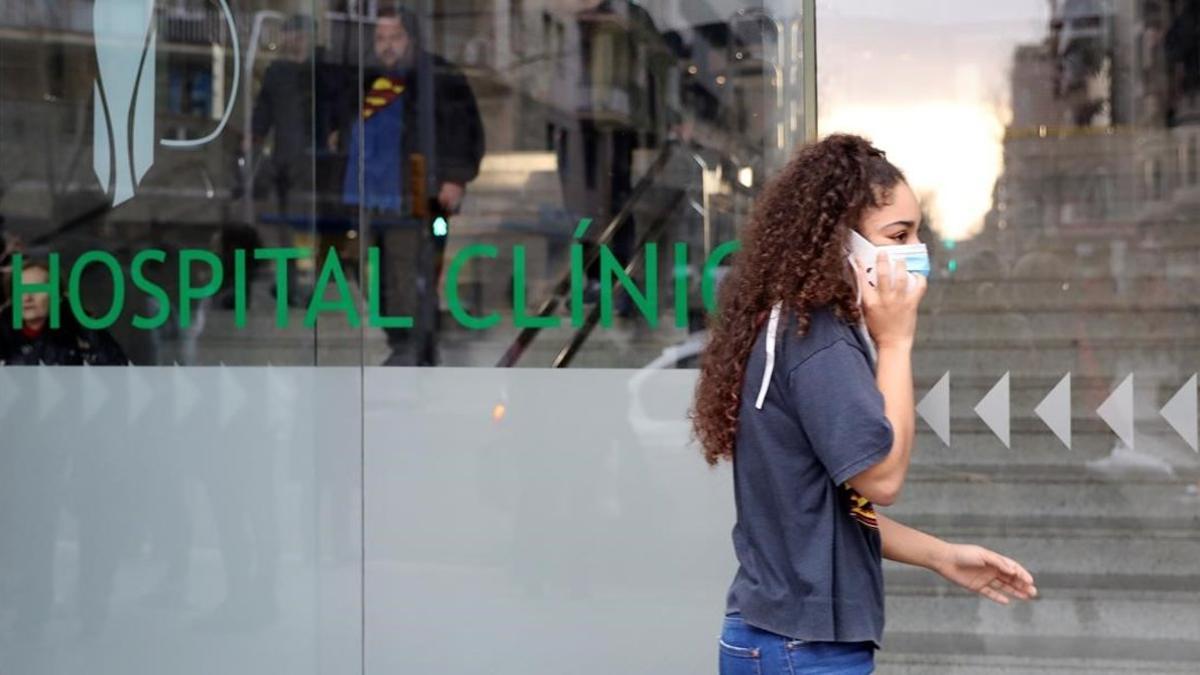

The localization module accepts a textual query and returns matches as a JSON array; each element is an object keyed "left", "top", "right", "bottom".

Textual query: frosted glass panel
[
  {"left": 364, "top": 367, "right": 733, "bottom": 674},
  {"left": 0, "top": 367, "right": 362, "bottom": 675}
]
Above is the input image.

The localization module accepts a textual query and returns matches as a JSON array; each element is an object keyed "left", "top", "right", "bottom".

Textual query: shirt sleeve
[{"left": 787, "top": 339, "right": 894, "bottom": 486}]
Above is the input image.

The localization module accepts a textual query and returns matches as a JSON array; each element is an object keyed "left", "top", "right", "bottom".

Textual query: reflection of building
[
  {"left": 0, "top": 1, "right": 800, "bottom": 365},
  {"left": 983, "top": 0, "right": 1200, "bottom": 260},
  {"left": 0, "top": 0, "right": 298, "bottom": 229},
  {"left": 394, "top": 1, "right": 795, "bottom": 322},
  {"left": 1164, "top": 0, "right": 1200, "bottom": 204}
]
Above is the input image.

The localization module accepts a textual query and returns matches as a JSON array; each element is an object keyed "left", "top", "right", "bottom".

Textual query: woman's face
[
  {"left": 21, "top": 266, "right": 50, "bottom": 327},
  {"left": 858, "top": 181, "right": 922, "bottom": 247}
]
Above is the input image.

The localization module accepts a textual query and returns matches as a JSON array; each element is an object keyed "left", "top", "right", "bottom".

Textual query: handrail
[
  {"left": 550, "top": 188, "right": 687, "bottom": 368},
  {"left": 685, "top": 147, "right": 716, "bottom": 261},
  {"left": 494, "top": 139, "right": 682, "bottom": 367}
]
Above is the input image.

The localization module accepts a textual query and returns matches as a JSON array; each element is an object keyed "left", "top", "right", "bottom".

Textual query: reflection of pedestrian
[
  {"left": 195, "top": 369, "right": 280, "bottom": 632},
  {"left": 0, "top": 232, "right": 19, "bottom": 309},
  {"left": 0, "top": 261, "right": 127, "bottom": 366},
  {"left": 0, "top": 259, "right": 127, "bottom": 642},
  {"left": 248, "top": 14, "right": 343, "bottom": 305},
  {"left": 337, "top": 5, "right": 484, "bottom": 365}
]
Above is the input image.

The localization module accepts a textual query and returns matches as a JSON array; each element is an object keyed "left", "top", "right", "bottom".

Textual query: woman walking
[{"left": 693, "top": 134, "right": 1037, "bottom": 674}]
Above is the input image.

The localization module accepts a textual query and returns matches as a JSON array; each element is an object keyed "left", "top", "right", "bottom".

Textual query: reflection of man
[
  {"left": 338, "top": 5, "right": 484, "bottom": 366},
  {"left": 253, "top": 16, "right": 313, "bottom": 214},
  {"left": 0, "top": 262, "right": 127, "bottom": 366},
  {"left": 250, "top": 14, "right": 342, "bottom": 303},
  {"left": 1, "top": 231, "right": 20, "bottom": 310}
]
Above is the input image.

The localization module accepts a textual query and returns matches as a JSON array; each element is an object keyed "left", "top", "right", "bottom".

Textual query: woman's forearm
[
  {"left": 847, "top": 343, "right": 916, "bottom": 504},
  {"left": 876, "top": 341, "right": 915, "bottom": 460},
  {"left": 877, "top": 512, "right": 948, "bottom": 571}
]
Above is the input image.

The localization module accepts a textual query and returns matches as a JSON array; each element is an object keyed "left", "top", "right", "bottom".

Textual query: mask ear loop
[{"left": 848, "top": 256, "right": 879, "bottom": 364}]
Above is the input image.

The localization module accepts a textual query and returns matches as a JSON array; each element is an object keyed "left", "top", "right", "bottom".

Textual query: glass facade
[
  {"left": 818, "top": 1, "right": 1200, "bottom": 671},
  {"left": 0, "top": 1, "right": 1197, "bottom": 673}
]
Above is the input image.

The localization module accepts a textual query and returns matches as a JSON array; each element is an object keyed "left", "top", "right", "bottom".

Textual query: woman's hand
[
  {"left": 932, "top": 543, "right": 1038, "bottom": 605},
  {"left": 855, "top": 250, "right": 926, "bottom": 350}
]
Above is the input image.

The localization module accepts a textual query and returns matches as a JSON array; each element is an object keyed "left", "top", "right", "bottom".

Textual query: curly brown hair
[{"left": 692, "top": 134, "right": 905, "bottom": 465}]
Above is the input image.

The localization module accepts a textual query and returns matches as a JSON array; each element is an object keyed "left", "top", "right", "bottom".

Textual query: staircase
[{"left": 877, "top": 220, "right": 1200, "bottom": 672}]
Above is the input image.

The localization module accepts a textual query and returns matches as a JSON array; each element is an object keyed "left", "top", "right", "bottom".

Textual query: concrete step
[
  {"left": 925, "top": 278, "right": 1200, "bottom": 310},
  {"left": 883, "top": 590, "right": 1200, "bottom": 643},
  {"left": 909, "top": 457, "right": 1200, "bottom": 484},
  {"left": 878, "top": 639, "right": 1200, "bottom": 674},
  {"left": 910, "top": 341, "right": 1200, "bottom": 377},
  {"left": 886, "top": 475, "right": 1200, "bottom": 523}
]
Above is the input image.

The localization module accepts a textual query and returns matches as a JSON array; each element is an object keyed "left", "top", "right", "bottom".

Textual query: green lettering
[
  {"left": 673, "top": 242, "right": 689, "bottom": 328},
  {"left": 131, "top": 249, "right": 170, "bottom": 330},
  {"left": 702, "top": 240, "right": 740, "bottom": 313},
  {"left": 254, "top": 247, "right": 309, "bottom": 328},
  {"left": 305, "top": 248, "right": 360, "bottom": 328},
  {"left": 68, "top": 251, "right": 124, "bottom": 330},
  {"left": 513, "top": 245, "right": 558, "bottom": 329},
  {"left": 179, "top": 250, "right": 223, "bottom": 329},
  {"left": 10, "top": 254, "right": 61, "bottom": 329},
  {"left": 570, "top": 242, "right": 586, "bottom": 328},
  {"left": 599, "top": 243, "right": 657, "bottom": 328},
  {"left": 234, "top": 249, "right": 247, "bottom": 328},
  {"left": 444, "top": 244, "right": 499, "bottom": 330},
  {"left": 570, "top": 218, "right": 592, "bottom": 327},
  {"left": 366, "top": 246, "right": 412, "bottom": 328}
]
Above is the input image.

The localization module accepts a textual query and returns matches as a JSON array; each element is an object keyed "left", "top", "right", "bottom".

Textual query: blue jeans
[{"left": 719, "top": 613, "right": 875, "bottom": 674}]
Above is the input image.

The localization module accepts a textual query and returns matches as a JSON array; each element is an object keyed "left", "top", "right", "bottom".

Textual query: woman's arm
[
  {"left": 878, "top": 512, "right": 1038, "bottom": 605},
  {"left": 847, "top": 252, "right": 923, "bottom": 505}
]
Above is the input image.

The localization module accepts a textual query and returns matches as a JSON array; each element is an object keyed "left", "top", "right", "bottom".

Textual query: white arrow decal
[
  {"left": 1160, "top": 374, "right": 1197, "bottom": 452},
  {"left": 974, "top": 372, "right": 1010, "bottom": 448},
  {"left": 917, "top": 372, "right": 951, "bottom": 446},
  {"left": 1034, "top": 373, "right": 1072, "bottom": 450},
  {"left": 1097, "top": 374, "right": 1135, "bottom": 450}
]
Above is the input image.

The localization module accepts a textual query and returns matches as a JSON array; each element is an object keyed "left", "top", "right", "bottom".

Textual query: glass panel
[
  {"left": 4, "top": 0, "right": 806, "bottom": 671},
  {"left": 0, "top": 2, "right": 361, "bottom": 673},
  {"left": 315, "top": 1, "right": 804, "bottom": 369},
  {"left": 359, "top": 0, "right": 805, "bottom": 672},
  {"left": 819, "top": 0, "right": 1200, "bottom": 671},
  {"left": 364, "top": 367, "right": 728, "bottom": 673}
]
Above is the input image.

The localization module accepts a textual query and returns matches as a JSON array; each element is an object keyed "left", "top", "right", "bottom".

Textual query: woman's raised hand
[{"left": 855, "top": 250, "right": 927, "bottom": 349}]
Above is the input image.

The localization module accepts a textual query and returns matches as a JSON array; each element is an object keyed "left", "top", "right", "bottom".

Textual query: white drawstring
[{"left": 754, "top": 304, "right": 782, "bottom": 409}]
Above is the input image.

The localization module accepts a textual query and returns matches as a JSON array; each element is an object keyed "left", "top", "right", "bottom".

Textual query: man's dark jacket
[{"left": 337, "top": 51, "right": 485, "bottom": 197}]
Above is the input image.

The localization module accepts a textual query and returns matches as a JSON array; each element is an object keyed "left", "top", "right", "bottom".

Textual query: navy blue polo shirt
[{"left": 725, "top": 306, "right": 893, "bottom": 646}]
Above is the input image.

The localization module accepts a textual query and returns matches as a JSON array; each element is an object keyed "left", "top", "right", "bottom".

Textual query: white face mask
[{"left": 847, "top": 230, "right": 930, "bottom": 285}]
